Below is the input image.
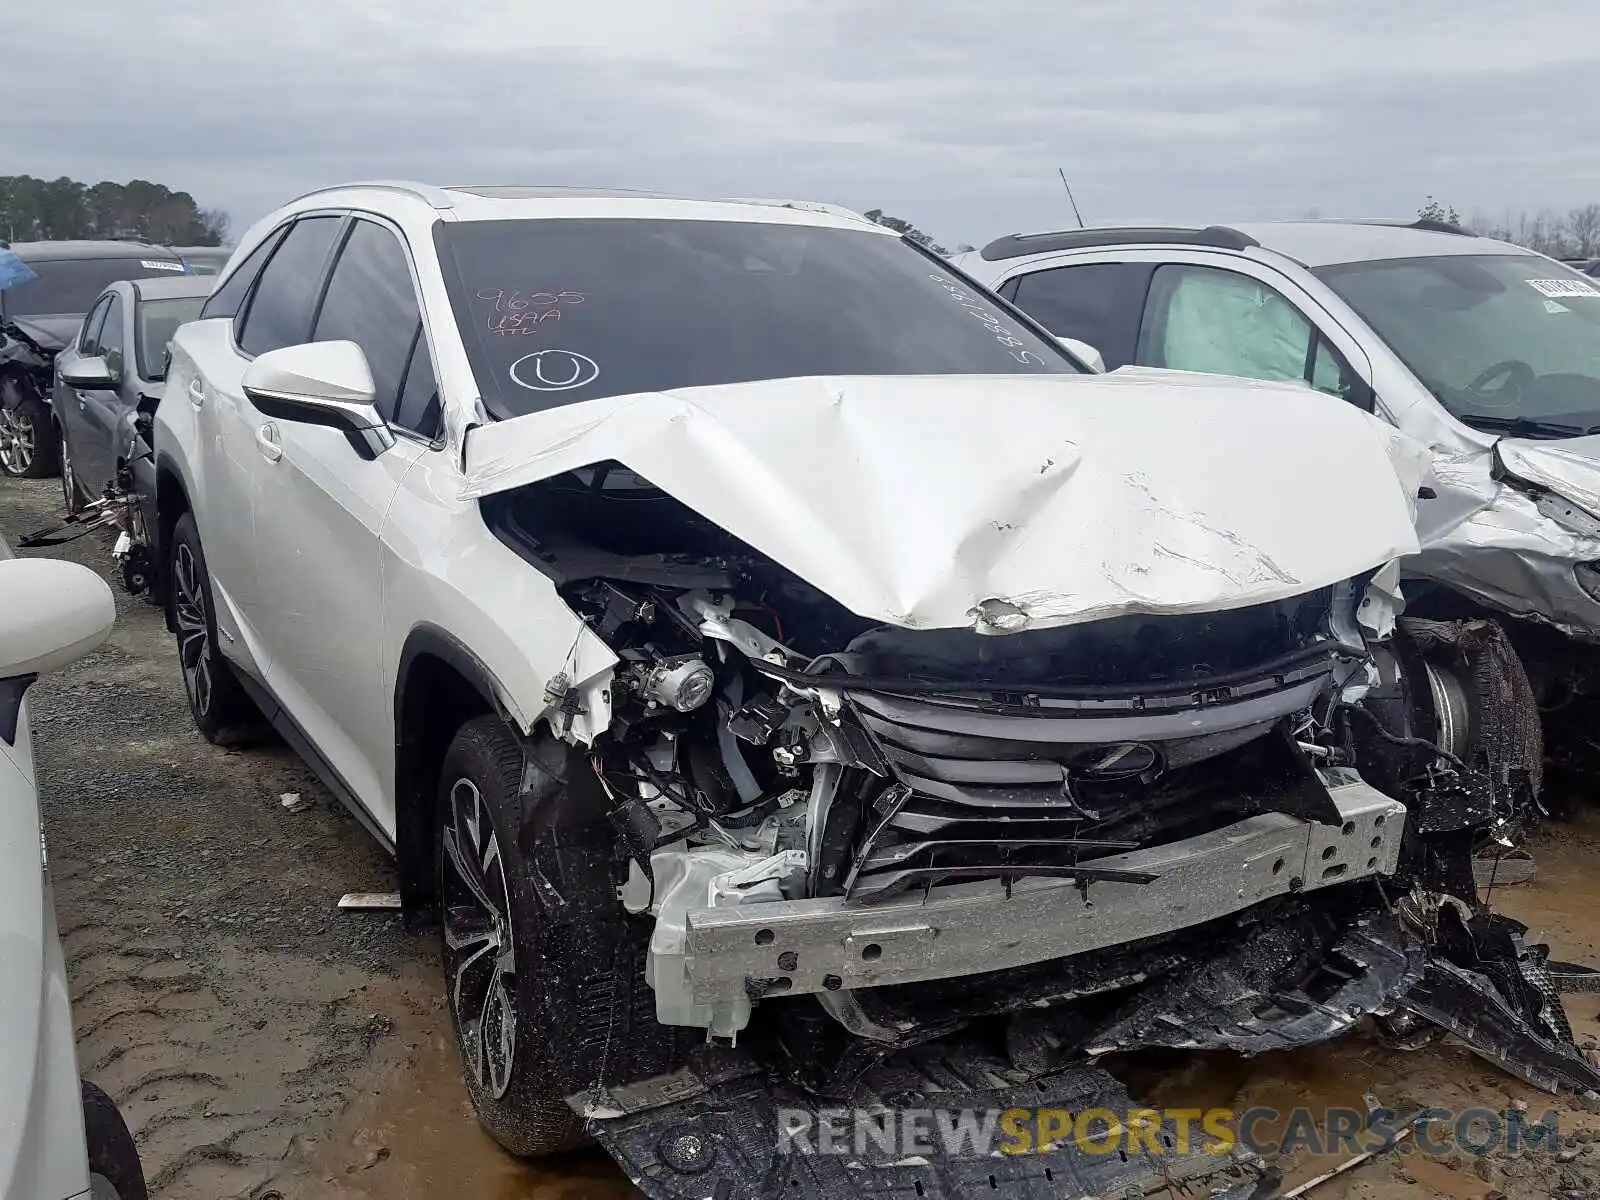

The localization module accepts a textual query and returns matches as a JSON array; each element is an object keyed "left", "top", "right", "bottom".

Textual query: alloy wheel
[
  {"left": 0, "top": 409, "right": 35, "bottom": 475},
  {"left": 441, "top": 777, "right": 518, "bottom": 1099},
  {"left": 61, "top": 436, "right": 77, "bottom": 512},
  {"left": 172, "top": 543, "right": 213, "bottom": 718}
]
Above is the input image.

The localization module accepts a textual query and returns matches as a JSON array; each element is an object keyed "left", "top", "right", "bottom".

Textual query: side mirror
[
  {"left": 241, "top": 340, "right": 395, "bottom": 460},
  {"left": 0, "top": 558, "right": 115, "bottom": 679},
  {"left": 61, "top": 355, "right": 115, "bottom": 390},
  {"left": 1057, "top": 336, "right": 1105, "bottom": 374}
]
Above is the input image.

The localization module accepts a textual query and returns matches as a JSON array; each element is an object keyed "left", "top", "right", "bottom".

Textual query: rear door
[
  {"left": 247, "top": 215, "right": 433, "bottom": 832},
  {"left": 184, "top": 215, "right": 344, "bottom": 662}
]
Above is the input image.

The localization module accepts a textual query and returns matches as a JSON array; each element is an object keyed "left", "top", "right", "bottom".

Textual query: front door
[
  {"left": 74, "top": 292, "right": 129, "bottom": 496},
  {"left": 247, "top": 215, "right": 435, "bottom": 835},
  {"left": 54, "top": 295, "right": 111, "bottom": 496}
]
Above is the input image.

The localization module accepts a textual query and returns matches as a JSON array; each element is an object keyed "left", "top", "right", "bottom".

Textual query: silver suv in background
[{"left": 955, "top": 220, "right": 1600, "bottom": 787}]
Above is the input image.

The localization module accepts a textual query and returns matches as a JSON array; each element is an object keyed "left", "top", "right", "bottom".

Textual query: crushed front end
[{"left": 479, "top": 454, "right": 1596, "bottom": 1199}]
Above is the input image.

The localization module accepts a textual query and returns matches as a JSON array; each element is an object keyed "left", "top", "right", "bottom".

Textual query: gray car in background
[
  {"left": 53, "top": 275, "right": 210, "bottom": 514},
  {"left": 0, "top": 240, "right": 191, "bottom": 478},
  {"left": 172, "top": 246, "right": 231, "bottom": 276}
]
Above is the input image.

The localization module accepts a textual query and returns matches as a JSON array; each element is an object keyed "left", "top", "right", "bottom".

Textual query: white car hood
[{"left": 462, "top": 373, "right": 1430, "bottom": 632}]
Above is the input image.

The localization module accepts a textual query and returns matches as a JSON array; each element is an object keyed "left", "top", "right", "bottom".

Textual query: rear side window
[
  {"left": 311, "top": 219, "right": 423, "bottom": 425},
  {"left": 1009, "top": 262, "right": 1155, "bottom": 370},
  {"left": 200, "top": 227, "right": 287, "bottom": 321},
  {"left": 236, "top": 216, "right": 343, "bottom": 356}
]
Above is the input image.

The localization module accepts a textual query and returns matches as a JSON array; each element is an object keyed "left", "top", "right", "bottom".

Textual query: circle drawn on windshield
[{"left": 509, "top": 350, "right": 599, "bottom": 392}]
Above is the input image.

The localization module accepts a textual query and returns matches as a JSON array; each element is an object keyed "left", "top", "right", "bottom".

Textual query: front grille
[{"left": 840, "top": 661, "right": 1335, "bottom": 903}]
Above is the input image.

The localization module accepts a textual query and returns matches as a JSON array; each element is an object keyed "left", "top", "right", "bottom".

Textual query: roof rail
[
  {"left": 1337, "top": 216, "right": 1473, "bottom": 237},
  {"left": 720, "top": 197, "right": 876, "bottom": 227},
  {"left": 287, "top": 180, "right": 458, "bottom": 211},
  {"left": 979, "top": 225, "right": 1259, "bottom": 262}
]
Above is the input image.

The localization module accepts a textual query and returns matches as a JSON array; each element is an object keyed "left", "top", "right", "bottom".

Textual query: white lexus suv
[{"left": 150, "top": 183, "right": 1596, "bottom": 1200}]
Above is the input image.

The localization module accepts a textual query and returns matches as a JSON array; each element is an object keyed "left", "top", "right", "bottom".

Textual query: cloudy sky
[{"left": 8, "top": 0, "right": 1599, "bottom": 248}]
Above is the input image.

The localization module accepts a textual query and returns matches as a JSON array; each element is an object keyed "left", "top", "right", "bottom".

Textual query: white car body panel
[
  {"left": 0, "top": 702, "right": 92, "bottom": 1200},
  {"left": 0, "top": 536, "right": 120, "bottom": 1200},
  {"left": 460, "top": 372, "right": 1429, "bottom": 633}
]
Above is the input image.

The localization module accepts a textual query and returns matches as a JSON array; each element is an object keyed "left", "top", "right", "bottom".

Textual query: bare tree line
[{"left": 1421, "top": 195, "right": 1600, "bottom": 259}]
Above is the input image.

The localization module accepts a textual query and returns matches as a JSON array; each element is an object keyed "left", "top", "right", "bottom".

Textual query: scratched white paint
[{"left": 462, "top": 371, "right": 1430, "bottom": 632}]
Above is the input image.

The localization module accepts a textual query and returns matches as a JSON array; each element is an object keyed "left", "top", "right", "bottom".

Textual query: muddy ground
[{"left": 8, "top": 469, "right": 1600, "bottom": 1199}]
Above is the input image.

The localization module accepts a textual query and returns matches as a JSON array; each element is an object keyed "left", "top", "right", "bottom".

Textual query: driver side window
[
  {"left": 79, "top": 296, "right": 111, "bottom": 356},
  {"left": 98, "top": 295, "right": 126, "bottom": 381},
  {"left": 1138, "top": 264, "right": 1365, "bottom": 404}
]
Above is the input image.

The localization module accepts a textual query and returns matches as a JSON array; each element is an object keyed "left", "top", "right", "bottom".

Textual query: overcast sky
[{"left": 8, "top": 0, "right": 1599, "bottom": 248}]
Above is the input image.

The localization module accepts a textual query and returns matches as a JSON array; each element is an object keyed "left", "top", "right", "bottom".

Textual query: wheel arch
[
  {"left": 153, "top": 453, "right": 191, "bottom": 632},
  {"left": 393, "top": 625, "right": 509, "bottom": 918}
]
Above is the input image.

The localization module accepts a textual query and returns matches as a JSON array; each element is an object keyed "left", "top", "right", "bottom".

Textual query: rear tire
[
  {"left": 0, "top": 380, "right": 59, "bottom": 478},
  {"left": 81, "top": 1080, "right": 148, "bottom": 1200},
  {"left": 436, "top": 715, "right": 694, "bottom": 1157},
  {"left": 60, "top": 421, "right": 88, "bottom": 516},
  {"left": 168, "top": 513, "right": 263, "bottom": 745}
]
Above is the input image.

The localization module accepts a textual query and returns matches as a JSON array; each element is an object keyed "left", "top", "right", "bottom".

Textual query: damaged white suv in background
[{"left": 147, "top": 184, "right": 1598, "bottom": 1200}]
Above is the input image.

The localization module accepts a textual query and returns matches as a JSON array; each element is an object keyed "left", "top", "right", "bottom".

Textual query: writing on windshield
[{"left": 437, "top": 217, "right": 1074, "bottom": 418}]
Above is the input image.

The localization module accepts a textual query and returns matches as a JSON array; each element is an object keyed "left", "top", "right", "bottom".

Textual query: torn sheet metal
[
  {"left": 462, "top": 373, "right": 1430, "bottom": 633},
  {"left": 1407, "top": 440, "right": 1600, "bottom": 639}
]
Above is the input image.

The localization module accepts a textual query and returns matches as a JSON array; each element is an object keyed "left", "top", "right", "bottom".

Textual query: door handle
[
  {"left": 188, "top": 379, "right": 205, "bottom": 409},
  {"left": 256, "top": 422, "right": 284, "bottom": 463}
]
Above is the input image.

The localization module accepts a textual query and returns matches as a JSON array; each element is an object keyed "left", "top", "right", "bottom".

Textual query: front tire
[
  {"left": 436, "top": 716, "right": 694, "bottom": 1157},
  {"left": 60, "top": 421, "right": 88, "bottom": 515},
  {"left": 0, "top": 379, "right": 59, "bottom": 478},
  {"left": 168, "top": 513, "right": 262, "bottom": 744},
  {"left": 82, "top": 1081, "right": 148, "bottom": 1200}
]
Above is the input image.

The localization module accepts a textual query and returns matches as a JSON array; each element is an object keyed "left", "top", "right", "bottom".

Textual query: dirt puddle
[{"left": 275, "top": 813, "right": 1600, "bottom": 1200}]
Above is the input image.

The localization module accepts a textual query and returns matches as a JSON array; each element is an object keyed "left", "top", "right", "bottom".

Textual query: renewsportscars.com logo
[{"left": 776, "top": 1105, "right": 1561, "bottom": 1160}]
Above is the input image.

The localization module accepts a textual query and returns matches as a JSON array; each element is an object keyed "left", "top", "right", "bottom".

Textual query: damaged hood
[
  {"left": 462, "top": 374, "right": 1430, "bottom": 632},
  {"left": 1, "top": 316, "right": 77, "bottom": 354}
]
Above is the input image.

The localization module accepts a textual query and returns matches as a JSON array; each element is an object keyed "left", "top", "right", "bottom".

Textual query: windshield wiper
[{"left": 1456, "top": 414, "right": 1600, "bottom": 439}]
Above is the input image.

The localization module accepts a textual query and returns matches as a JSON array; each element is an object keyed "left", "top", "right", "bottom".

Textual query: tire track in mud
[{"left": 4, "top": 478, "right": 439, "bottom": 1199}]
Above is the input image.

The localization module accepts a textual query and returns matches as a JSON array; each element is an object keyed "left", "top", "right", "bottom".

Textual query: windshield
[
  {"left": 136, "top": 296, "right": 206, "bottom": 380},
  {"left": 1317, "top": 253, "right": 1600, "bottom": 435},
  {"left": 436, "top": 217, "right": 1075, "bottom": 417},
  {"left": 1, "top": 256, "right": 188, "bottom": 318}
]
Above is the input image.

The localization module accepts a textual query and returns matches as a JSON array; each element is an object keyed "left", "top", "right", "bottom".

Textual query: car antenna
[{"left": 1057, "top": 168, "right": 1085, "bottom": 229}]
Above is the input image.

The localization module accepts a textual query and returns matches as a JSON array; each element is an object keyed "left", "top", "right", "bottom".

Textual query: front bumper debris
[
  {"left": 683, "top": 778, "right": 1405, "bottom": 1007},
  {"left": 573, "top": 1047, "right": 1271, "bottom": 1200},
  {"left": 579, "top": 903, "right": 1600, "bottom": 1200}
]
